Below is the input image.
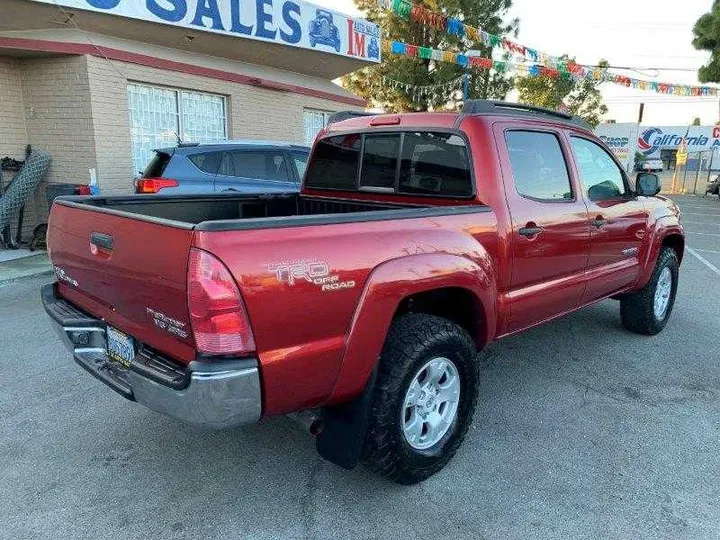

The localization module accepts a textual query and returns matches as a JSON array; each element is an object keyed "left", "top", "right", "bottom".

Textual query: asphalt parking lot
[{"left": 1, "top": 194, "right": 718, "bottom": 540}]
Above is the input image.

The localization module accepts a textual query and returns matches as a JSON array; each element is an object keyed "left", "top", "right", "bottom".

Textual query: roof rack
[
  {"left": 462, "top": 100, "right": 592, "bottom": 130},
  {"left": 326, "top": 111, "right": 377, "bottom": 126}
]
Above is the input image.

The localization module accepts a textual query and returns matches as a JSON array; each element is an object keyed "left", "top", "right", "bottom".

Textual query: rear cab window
[
  {"left": 305, "top": 131, "right": 473, "bottom": 198},
  {"left": 360, "top": 134, "right": 401, "bottom": 191},
  {"left": 305, "top": 134, "right": 362, "bottom": 191}
]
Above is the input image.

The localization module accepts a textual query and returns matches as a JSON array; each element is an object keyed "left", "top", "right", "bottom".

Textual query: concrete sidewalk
[{"left": 0, "top": 249, "right": 52, "bottom": 285}]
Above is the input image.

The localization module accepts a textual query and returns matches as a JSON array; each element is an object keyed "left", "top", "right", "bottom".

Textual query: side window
[
  {"left": 570, "top": 137, "right": 627, "bottom": 201},
  {"left": 218, "top": 152, "right": 235, "bottom": 176},
  {"left": 188, "top": 152, "right": 221, "bottom": 174},
  {"left": 399, "top": 132, "right": 472, "bottom": 197},
  {"left": 505, "top": 131, "right": 573, "bottom": 202},
  {"left": 360, "top": 134, "right": 401, "bottom": 190},
  {"left": 292, "top": 151, "right": 309, "bottom": 179},
  {"left": 228, "top": 151, "right": 289, "bottom": 182},
  {"left": 305, "top": 134, "right": 362, "bottom": 190}
]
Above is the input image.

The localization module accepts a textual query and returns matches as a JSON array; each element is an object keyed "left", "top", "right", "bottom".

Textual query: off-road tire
[
  {"left": 620, "top": 247, "right": 679, "bottom": 335},
  {"left": 361, "top": 314, "right": 479, "bottom": 485}
]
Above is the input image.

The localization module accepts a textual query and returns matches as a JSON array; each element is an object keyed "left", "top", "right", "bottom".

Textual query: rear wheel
[
  {"left": 620, "top": 247, "right": 679, "bottom": 335},
  {"left": 361, "top": 314, "right": 479, "bottom": 485}
]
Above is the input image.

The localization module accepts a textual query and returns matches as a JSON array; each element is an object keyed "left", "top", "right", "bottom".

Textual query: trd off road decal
[
  {"left": 146, "top": 307, "right": 188, "bottom": 339},
  {"left": 265, "top": 259, "right": 356, "bottom": 292}
]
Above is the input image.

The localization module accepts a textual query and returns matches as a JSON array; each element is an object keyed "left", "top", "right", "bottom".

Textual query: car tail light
[
  {"left": 136, "top": 177, "right": 179, "bottom": 194},
  {"left": 187, "top": 248, "right": 255, "bottom": 356},
  {"left": 77, "top": 185, "right": 92, "bottom": 195}
]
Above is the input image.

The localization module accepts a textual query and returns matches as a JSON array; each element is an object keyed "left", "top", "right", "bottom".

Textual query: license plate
[{"left": 106, "top": 326, "right": 135, "bottom": 367}]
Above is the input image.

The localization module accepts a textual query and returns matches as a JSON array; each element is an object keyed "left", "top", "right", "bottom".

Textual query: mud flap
[{"left": 315, "top": 369, "right": 377, "bottom": 470}]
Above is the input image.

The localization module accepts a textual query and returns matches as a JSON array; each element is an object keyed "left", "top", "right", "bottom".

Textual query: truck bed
[
  {"left": 48, "top": 191, "right": 492, "bottom": 414},
  {"left": 55, "top": 193, "right": 454, "bottom": 231}
]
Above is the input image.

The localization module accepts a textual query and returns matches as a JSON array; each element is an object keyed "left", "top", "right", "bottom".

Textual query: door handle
[
  {"left": 90, "top": 232, "right": 114, "bottom": 251},
  {"left": 222, "top": 188, "right": 238, "bottom": 192},
  {"left": 592, "top": 216, "right": 608, "bottom": 229},
  {"left": 519, "top": 224, "right": 543, "bottom": 238}
]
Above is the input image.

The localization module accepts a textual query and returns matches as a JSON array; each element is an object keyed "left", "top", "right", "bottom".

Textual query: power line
[
  {"left": 593, "top": 66, "right": 703, "bottom": 73},
  {"left": 604, "top": 97, "right": 720, "bottom": 102}
]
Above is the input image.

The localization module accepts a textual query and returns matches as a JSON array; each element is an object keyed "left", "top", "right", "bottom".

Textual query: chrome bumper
[{"left": 42, "top": 283, "right": 262, "bottom": 429}]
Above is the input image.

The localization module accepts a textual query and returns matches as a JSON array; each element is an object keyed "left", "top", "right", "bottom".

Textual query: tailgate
[{"left": 48, "top": 202, "right": 197, "bottom": 364}]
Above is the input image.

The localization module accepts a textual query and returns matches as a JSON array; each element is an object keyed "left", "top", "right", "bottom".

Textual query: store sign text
[{"left": 31, "top": 0, "right": 381, "bottom": 62}]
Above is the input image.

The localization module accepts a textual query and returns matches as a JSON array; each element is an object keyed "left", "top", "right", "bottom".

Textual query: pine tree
[{"left": 343, "top": 0, "right": 518, "bottom": 112}]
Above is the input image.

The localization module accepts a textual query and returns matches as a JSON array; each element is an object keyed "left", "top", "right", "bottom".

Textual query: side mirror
[{"left": 636, "top": 173, "right": 661, "bottom": 196}]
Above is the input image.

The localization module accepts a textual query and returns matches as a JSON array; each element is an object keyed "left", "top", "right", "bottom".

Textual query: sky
[{"left": 315, "top": 0, "right": 719, "bottom": 126}]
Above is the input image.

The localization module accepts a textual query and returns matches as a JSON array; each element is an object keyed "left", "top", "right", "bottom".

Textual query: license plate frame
[{"left": 106, "top": 326, "right": 135, "bottom": 367}]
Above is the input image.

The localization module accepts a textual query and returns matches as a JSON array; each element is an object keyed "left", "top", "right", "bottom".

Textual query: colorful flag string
[
  {"left": 382, "top": 38, "right": 720, "bottom": 98},
  {"left": 378, "top": 0, "right": 719, "bottom": 97},
  {"left": 379, "top": 0, "right": 563, "bottom": 65}
]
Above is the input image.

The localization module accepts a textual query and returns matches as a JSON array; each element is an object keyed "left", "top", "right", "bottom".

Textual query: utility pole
[{"left": 637, "top": 103, "right": 645, "bottom": 124}]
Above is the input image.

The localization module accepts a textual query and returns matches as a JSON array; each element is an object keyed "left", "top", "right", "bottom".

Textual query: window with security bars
[
  {"left": 303, "top": 109, "right": 332, "bottom": 146},
  {"left": 127, "top": 83, "right": 227, "bottom": 175}
]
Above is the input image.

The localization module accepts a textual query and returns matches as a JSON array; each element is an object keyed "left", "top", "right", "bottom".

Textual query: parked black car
[
  {"left": 707, "top": 175, "right": 720, "bottom": 198},
  {"left": 136, "top": 141, "right": 310, "bottom": 194}
]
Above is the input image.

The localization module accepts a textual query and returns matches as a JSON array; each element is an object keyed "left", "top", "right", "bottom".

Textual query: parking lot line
[
  {"left": 682, "top": 221, "right": 717, "bottom": 226},
  {"left": 682, "top": 213, "right": 720, "bottom": 218},
  {"left": 687, "top": 247, "right": 720, "bottom": 276},
  {"left": 693, "top": 248, "right": 720, "bottom": 254}
]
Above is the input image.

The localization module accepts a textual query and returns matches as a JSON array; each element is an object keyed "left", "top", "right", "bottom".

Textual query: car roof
[{"left": 156, "top": 140, "right": 311, "bottom": 154}]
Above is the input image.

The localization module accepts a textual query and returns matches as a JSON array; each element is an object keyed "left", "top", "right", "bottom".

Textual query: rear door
[
  {"left": 48, "top": 203, "right": 197, "bottom": 364},
  {"left": 496, "top": 124, "right": 592, "bottom": 333},
  {"left": 213, "top": 149, "right": 299, "bottom": 193},
  {"left": 171, "top": 150, "right": 222, "bottom": 194},
  {"left": 567, "top": 135, "right": 649, "bottom": 302}
]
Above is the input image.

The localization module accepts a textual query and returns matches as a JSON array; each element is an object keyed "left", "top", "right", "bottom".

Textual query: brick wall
[
  {"left": 0, "top": 57, "right": 28, "bottom": 223},
  {"left": 86, "top": 55, "right": 360, "bottom": 193},
  {"left": 0, "top": 57, "right": 27, "bottom": 160},
  {"left": 19, "top": 55, "right": 97, "bottom": 229},
  {"left": 86, "top": 56, "right": 132, "bottom": 194}
]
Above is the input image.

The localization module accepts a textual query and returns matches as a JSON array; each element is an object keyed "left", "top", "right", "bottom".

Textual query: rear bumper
[{"left": 42, "top": 283, "right": 262, "bottom": 429}]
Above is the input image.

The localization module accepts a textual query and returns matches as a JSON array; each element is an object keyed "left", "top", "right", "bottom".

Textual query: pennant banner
[
  {"left": 379, "top": 74, "right": 465, "bottom": 102},
  {"left": 378, "top": 0, "right": 719, "bottom": 97},
  {"left": 383, "top": 38, "right": 720, "bottom": 97}
]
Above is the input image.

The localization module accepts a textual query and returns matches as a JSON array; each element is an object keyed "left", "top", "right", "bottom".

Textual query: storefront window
[
  {"left": 127, "top": 83, "right": 227, "bottom": 175},
  {"left": 303, "top": 109, "right": 332, "bottom": 146}
]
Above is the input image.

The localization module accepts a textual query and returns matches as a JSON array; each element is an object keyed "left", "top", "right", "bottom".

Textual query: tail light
[
  {"left": 136, "top": 177, "right": 179, "bottom": 194},
  {"left": 187, "top": 248, "right": 255, "bottom": 356},
  {"left": 77, "top": 185, "right": 92, "bottom": 195}
]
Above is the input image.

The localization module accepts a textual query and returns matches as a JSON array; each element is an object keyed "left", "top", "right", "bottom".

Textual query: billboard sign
[
  {"left": 30, "top": 0, "right": 381, "bottom": 63},
  {"left": 636, "top": 125, "right": 720, "bottom": 157}
]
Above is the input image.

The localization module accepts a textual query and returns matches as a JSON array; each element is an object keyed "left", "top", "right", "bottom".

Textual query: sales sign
[{"left": 30, "top": 0, "right": 381, "bottom": 63}]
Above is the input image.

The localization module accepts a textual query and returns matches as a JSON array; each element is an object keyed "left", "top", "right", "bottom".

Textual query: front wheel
[
  {"left": 620, "top": 247, "right": 679, "bottom": 335},
  {"left": 361, "top": 314, "right": 479, "bottom": 485}
]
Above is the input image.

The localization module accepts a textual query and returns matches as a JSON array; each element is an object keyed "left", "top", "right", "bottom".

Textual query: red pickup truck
[{"left": 43, "top": 101, "right": 684, "bottom": 484}]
